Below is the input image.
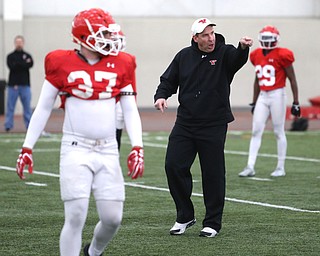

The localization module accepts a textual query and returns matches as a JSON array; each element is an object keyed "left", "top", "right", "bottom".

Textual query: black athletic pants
[{"left": 165, "top": 123, "right": 227, "bottom": 232}]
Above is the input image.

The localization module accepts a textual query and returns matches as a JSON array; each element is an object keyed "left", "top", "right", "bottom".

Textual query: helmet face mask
[
  {"left": 72, "top": 8, "right": 122, "bottom": 56},
  {"left": 117, "top": 31, "right": 126, "bottom": 51},
  {"left": 258, "top": 26, "right": 280, "bottom": 50}
]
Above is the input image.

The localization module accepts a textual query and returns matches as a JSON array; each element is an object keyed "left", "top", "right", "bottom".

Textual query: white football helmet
[{"left": 258, "top": 25, "right": 280, "bottom": 50}]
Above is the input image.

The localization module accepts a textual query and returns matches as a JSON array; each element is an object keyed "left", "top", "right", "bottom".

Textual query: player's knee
[
  {"left": 101, "top": 213, "right": 122, "bottom": 229},
  {"left": 252, "top": 128, "right": 263, "bottom": 137},
  {"left": 273, "top": 125, "right": 285, "bottom": 139}
]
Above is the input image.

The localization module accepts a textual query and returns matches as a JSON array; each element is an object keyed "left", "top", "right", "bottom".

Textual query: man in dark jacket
[
  {"left": 154, "top": 18, "right": 253, "bottom": 237},
  {"left": 5, "top": 35, "right": 33, "bottom": 132}
]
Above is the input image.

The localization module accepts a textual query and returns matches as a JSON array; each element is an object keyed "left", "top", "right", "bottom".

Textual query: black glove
[
  {"left": 291, "top": 103, "right": 301, "bottom": 117},
  {"left": 249, "top": 103, "right": 255, "bottom": 115}
]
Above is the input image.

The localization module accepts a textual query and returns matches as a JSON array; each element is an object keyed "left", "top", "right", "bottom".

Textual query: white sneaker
[
  {"left": 41, "top": 131, "right": 51, "bottom": 137},
  {"left": 271, "top": 168, "right": 286, "bottom": 177},
  {"left": 199, "top": 227, "right": 218, "bottom": 238},
  {"left": 169, "top": 219, "right": 196, "bottom": 235},
  {"left": 239, "top": 166, "right": 255, "bottom": 177}
]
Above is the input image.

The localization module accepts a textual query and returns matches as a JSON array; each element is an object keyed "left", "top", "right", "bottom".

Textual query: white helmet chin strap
[{"left": 84, "top": 19, "right": 122, "bottom": 56}]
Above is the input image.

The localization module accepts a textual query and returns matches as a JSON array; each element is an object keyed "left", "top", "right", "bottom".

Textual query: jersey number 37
[{"left": 68, "top": 70, "right": 117, "bottom": 99}]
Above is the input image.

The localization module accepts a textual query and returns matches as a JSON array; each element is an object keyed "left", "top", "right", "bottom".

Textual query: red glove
[
  {"left": 127, "top": 146, "right": 144, "bottom": 179},
  {"left": 16, "top": 148, "right": 33, "bottom": 180}
]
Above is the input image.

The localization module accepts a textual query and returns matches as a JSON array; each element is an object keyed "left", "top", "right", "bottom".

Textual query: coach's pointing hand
[{"left": 154, "top": 98, "right": 168, "bottom": 113}]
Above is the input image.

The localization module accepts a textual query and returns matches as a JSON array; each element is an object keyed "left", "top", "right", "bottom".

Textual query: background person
[
  {"left": 15, "top": 8, "right": 144, "bottom": 256},
  {"left": 5, "top": 35, "right": 33, "bottom": 132},
  {"left": 239, "top": 25, "right": 300, "bottom": 178},
  {"left": 154, "top": 18, "right": 253, "bottom": 238}
]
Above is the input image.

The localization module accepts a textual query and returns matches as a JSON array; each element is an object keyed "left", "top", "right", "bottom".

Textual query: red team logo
[{"left": 209, "top": 59, "right": 217, "bottom": 65}]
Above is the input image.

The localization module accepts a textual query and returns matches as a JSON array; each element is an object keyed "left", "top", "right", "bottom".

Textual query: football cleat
[
  {"left": 83, "top": 243, "right": 103, "bottom": 256},
  {"left": 238, "top": 166, "right": 255, "bottom": 177},
  {"left": 271, "top": 167, "right": 286, "bottom": 177},
  {"left": 169, "top": 219, "right": 196, "bottom": 235},
  {"left": 199, "top": 227, "right": 218, "bottom": 238}
]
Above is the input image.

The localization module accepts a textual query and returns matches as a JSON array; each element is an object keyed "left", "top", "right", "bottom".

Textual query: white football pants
[{"left": 247, "top": 87, "right": 287, "bottom": 170}]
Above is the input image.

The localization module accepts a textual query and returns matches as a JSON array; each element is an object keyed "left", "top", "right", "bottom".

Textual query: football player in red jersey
[
  {"left": 15, "top": 8, "right": 144, "bottom": 256},
  {"left": 239, "top": 25, "right": 300, "bottom": 178}
]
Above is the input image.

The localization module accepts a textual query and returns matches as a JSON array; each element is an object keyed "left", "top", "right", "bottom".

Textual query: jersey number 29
[{"left": 255, "top": 65, "right": 275, "bottom": 87}]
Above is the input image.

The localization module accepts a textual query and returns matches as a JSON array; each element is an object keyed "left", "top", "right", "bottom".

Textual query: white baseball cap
[{"left": 191, "top": 18, "right": 216, "bottom": 35}]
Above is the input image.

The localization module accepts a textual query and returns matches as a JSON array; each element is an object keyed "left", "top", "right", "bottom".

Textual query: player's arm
[
  {"left": 285, "top": 65, "right": 299, "bottom": 104},
  {"left": 249, "top": 76, "right": 260, "bottom": 114},
  {"left": 285, "top": 65, "right": 300, "bottom": 116},
  {"left": 23, "top": 80, "right": 59, "bottom": 148},
  {"left": 120, "top": 85, "right": 143, "bottom": 147},
  {"left": 252, "top": 76, "right": 260, "bottom": 104},
  {"left": 120, "top": 84, "right": 144, "bottom": 179},
  {"left": 16, "top": 80, "right": 59, "bottom": 179}
]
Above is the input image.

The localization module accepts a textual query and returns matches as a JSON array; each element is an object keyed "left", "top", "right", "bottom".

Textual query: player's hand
[
  {"left": 16, "top": 147, "right": 33, "bottom": 180},
  {"left": 249, "top": 102, "right": 255, "bottom": 114},
  {"left": 291, "top": 103, "right": 301, "bottom": 117},
  {"left": 127, "top": 146, "right": 144, "bottom": 179}
]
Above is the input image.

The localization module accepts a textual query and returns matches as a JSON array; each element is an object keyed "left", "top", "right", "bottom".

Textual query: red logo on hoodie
[{"left": 209, "top": 59, "right": 217, "bottom": 65}]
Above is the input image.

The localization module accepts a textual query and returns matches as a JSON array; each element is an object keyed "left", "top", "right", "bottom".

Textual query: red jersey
[
  {"left": 250, "top": 47, "right": 294, "bottom": 91},
  {"left": 45, "top": 49, "right": 135, "bottom": 106}
]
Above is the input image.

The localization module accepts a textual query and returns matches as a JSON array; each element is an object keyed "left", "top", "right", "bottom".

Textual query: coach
[{"left": 154, "top": 18, "right": 253, "bottom": 237}]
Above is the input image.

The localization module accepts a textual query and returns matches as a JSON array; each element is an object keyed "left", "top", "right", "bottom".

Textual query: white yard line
[
  {"left": 125, "top": 182, "right": 320, "bottom": 214},
  {"left": 4, "top": 135, "right": 319, "bottom": 163},
  {"left": 1, "top": 165, "right": 319, "bottom": 214},
  {"left": 25, "top": 182, "right": 48, "bottom": 187},
  {"left": 248, "top": 177, "right": 272, "bottom": 181},
  {"left": 142, "top": 141, "right": 320, "bottom": 163}
]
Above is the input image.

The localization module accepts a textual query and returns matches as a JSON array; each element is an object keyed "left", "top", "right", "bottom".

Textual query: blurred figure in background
[{"left": 5, "top": 35, "right": 33, "bottom": 132}]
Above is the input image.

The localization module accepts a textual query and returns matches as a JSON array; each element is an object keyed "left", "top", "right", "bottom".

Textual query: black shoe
[
  {"left": 83, "top": 244, "right": 90, "bottom": 256},
  {"left": 5, "top": 128, "right": 10, "bottom": 132},
  {"left": 83, "top": 243, "right": 103, "bottom": 256}
]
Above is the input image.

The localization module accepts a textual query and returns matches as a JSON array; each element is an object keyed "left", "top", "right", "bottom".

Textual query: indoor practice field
[{"left": 0, "top": 130, "right": 319, "bottom": 256}]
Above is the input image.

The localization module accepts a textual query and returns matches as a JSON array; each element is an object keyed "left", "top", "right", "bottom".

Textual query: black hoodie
[
  {"left": 154, "top": 33, "right": 249, "bottom": 127},
  {"left": 7, "top": 49, "right": 34, "bottom": 86}
]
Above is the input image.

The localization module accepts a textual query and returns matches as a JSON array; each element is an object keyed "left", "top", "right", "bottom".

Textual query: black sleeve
[
  {"left": 24, "top": 53, "right": 34, "bottom": 69},
  {"left": 154, "top": 56, "right": 180, "bottom": 102},
  {"left": 226, "top": 43, "right": 249, "bottom": 74},
  {"left": 7, "top": 54, "right": 15, "bottom": 70},
  {"left": 7, "top": 52, "right": 33, "bottom": 71}
]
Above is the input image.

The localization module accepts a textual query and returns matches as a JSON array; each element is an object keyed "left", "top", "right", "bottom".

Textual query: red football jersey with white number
[
  {"left": 250, "top": 47, "right": 294, "bottom": 91},
  {"left": 45, "top": 49, "right": 135, "bottom": 106}
]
